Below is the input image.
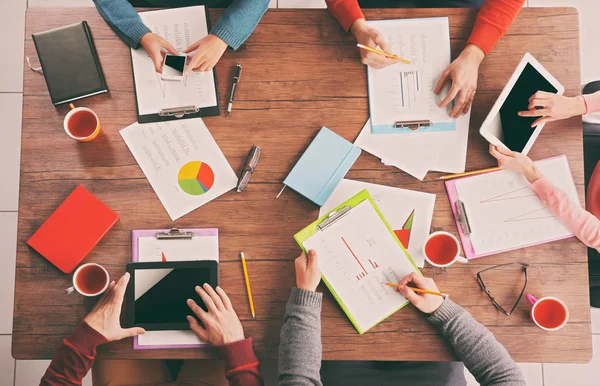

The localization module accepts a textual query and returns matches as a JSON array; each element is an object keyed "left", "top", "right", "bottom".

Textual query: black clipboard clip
[
  {"left": 317, "top": 206, "right": 352, "bottom": 231},
  {"left": 456, "top": 200, "right": 472, "bottom": 237},
  {"left": 159, "top": 105, "right": 200, "bottom": 119},
  {"left": 393, "top": 120, "right": 433, "bottom": 131},
  {"left": 155, "top": 228, "right": 195, "bottom": 240}
]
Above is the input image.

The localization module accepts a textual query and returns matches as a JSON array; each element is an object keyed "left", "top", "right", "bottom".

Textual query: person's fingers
[
  {"left": 434, "top": 69, "right": 450, "bottom": 95},
  {"left": 108, "top": 281, "right": 116, "bottom": 290},
  {"left": 489, "top": 144, "right": 505, "bottom": 160},
  {"left": 528, "top": 99, "right": 547, "bottom": 111},
  {"left": 463, "top": 90, "right": 475, "bottom": 114},
  {"left": 397, "top": 285, "right": 420, "bottom": 304},
  {"left": 187, "top": 315, "right": 208, "bottom": 340},
  {"left": 150, "top": 51, "right": 164, "bottom": 73},
  {"left": 495, "top": 145, "right": 513, "bottom": 157},
  {"left": 398, "top": 271, "right": 420, "bottom": 287},
  {"left": 113, "top": 272, "right": 130, "bottom": 298},
  {"left": 295, "top": 252, "right": 308, "bottom": 270},
  {"left": 529, "top": 91, "right": 550, "bottom": 103},
  {"left": 373, "top": 32, "right": 391, "bottom": 54},
  {"left": 531, "top": 116, "right": 552, "bottom": 127},
  {"left": 438, "top": 84, "right": 460, "bottom": 109},
  {"left": 449, "top": 89, "right": 469, "bottom": 117},
  {"left": 202, "top": 283, "right": 225, "bottom": 311},
  {"left": 198, "top": 60, "right": 212, "bottom": 72},
  {"left": 215, "top": 286, "right": 233, "bottom": 310},
  {"left": 161, "top": 39, "right": 178, "bottom": 56},
  {"left": 518, "top": 109, "right": 544, "bottom": 117},
  {"left": 407, "top": 274, "right": 436, "bottom": 291},
  {"left": 195, "top": 286, "right": 218, "bottom": 313},
  {"left": 187, "top": 298, "right": 209, "bottom": 319},
  {"left": 121, "top": 327, "right": 145, "bottom": 338},
  {"left": 185, "top": 55, "right": 202, "bottom": 75},
  {"left": 306, "top": 249, "right": 318, "bottom": 268},
  {"left": 183, "top": 40, "right": 201, "bottom": 54}
]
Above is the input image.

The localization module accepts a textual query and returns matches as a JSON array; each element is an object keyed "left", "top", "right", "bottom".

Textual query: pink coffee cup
[{"left": 526, "top": 294, "right": 569, "bottom": 331}]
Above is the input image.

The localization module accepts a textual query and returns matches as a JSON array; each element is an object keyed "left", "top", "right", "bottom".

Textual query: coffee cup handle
[
  {"left": 456, "top": 256, "right": 468, "bottom": 263},
  {"left": 65, "top": 286, "right": 76, "bottom": 295},
  {"left": 526, "top": 293, "right": 538, "bottom": 306},
  {"left": 69, "top": 103, "right": 76, "bottom": 110}
]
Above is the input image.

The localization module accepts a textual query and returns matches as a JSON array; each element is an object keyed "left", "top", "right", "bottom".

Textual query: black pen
[{"left": 227, "top": 64, "right": 242, "bottom": 117}]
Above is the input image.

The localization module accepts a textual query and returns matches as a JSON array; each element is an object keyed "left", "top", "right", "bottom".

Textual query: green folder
[{"left": 294, "top": 189, "right": 422, "bottom": 334}]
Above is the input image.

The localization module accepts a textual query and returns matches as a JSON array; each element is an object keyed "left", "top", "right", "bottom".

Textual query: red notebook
[{"left": 27, "top": 185, "right": 119, "bottom": 273}]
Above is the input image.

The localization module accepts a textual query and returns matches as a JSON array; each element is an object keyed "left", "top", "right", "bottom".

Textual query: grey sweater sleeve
[
  {"left": 278, "top": 288, "right": 324, "bottom": 386},
  {"left": 427, "top": 298, "right": 526, "bottom": 386}
]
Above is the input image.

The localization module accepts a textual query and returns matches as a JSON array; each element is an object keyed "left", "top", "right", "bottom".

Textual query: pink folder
[{"left": 132, "top": 228, "right": 218, "bottom": 350}]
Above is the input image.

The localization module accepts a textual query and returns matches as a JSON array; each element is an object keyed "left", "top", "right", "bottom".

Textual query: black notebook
[{"left": 32, "top": 21, "right": 108, "bottom": 105}]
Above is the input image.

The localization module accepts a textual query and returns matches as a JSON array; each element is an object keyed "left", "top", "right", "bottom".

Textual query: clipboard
[
  {"left": 131, "top": 227, "right": 218, "bottom": 350},
  {"left": 294, "top": 190, "right": 421, "bottom": 334},
  {"left": 130, "top": 7, "right": 221, "bottom": 124}
]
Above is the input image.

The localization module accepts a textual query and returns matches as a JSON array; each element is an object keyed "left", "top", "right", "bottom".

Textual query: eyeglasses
[
  {"left": 237, "top": 145, "right": 261, "bottom": 192},
  {"left": 476, "top": 262, "right": 528, "bottom": 316}
]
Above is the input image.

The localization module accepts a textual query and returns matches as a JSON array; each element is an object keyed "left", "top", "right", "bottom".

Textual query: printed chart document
[
  {"left": 302, "top": 198, "right": 419, "bottom": 333},
  {"left": 367, "top": 18, "right": 452, "bottom": 132},
  {"left": 135, "top": 232, "right": 218, "bottom": 348},
  {"left": 319, "top": 179, "right": 435, "bottom": 268},
  {"left": 131, "top": 6, "right": 218, "bottom": 120},
  {"left": 455, "top": 156, "right": 579, "bottom": 255},
  {"left": 120, "top": 118, "right": 238, "bottom": 220}
]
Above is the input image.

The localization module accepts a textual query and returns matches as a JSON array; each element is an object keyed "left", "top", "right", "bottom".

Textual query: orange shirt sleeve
[
  {"left": 325, "top": 0, "right": 365, "bottom": 32},
  {"left": 467, "top": 0, "right": 525, "bottom": 55}
]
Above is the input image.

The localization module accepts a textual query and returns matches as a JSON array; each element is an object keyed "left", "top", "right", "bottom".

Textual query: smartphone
[{"left": 161, "top": 54, "right": 187, "bottom": 81}]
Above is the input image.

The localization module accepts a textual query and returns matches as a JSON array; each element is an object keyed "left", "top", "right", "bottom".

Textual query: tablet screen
[
  {"left": 133, "top": 267, "right": 211, "bottom": 326},
  {"left": 499, "top": 63, "right": 558, "bottom": 152}
]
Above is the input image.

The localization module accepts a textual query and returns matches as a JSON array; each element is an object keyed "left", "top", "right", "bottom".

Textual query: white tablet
[{"left": 479, "top": 53, "right": 564, "bottom": 154}]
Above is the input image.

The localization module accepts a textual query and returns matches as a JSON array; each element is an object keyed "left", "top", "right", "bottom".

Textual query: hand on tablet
[
  {"left": 489, "top": 144, "right": 542, "bottom": 183},
  {"left": 140, "top": 32, "right": 179, "bottom": 73},
  {"left": 187, "top": 284, "right": 245, "bottom": 346},
  {"left": 518, "top": 91, "right": 587, "bottom": 127},
  {"left": 84, "top": 272, "right": 146, "bottom": 342},
  {"left": 435, "top": 44, "right": 485, "bottom": 118}
]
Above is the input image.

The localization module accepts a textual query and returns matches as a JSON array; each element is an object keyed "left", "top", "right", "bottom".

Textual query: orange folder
[{"left": 27, "top": 185, "right": 119, "bottom": 273}]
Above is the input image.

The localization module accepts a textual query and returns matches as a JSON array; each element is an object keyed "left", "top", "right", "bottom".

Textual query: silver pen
[{"left": 226, "top": 64, "right": 242, "bottom": 117}]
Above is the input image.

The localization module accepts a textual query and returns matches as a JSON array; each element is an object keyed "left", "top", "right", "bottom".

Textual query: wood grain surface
[{"left": 14, "top": 7, "right": 592, "bottom": 363}]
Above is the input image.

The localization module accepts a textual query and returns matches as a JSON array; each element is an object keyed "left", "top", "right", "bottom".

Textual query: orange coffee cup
[{"left": 63, "top": 103, "right": 100, "bottom": 142}]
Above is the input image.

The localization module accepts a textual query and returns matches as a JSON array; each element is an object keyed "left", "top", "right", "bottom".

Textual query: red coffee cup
[
  {"left": 65, "top": 263, "right": 110, "bottom": 297},
  {"left": 526, "top": 294, "right": 569, "bottom": 331},
  {"left": 423, "top": 231, "right": 468, "bottom": 267}
]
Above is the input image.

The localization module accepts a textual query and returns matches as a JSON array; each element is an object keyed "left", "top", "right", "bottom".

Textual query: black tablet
[{"left": 126, "top": 260, "right": 219, "bottom": 331}]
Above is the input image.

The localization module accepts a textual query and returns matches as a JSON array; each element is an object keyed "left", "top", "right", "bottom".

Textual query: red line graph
[
  {"left": 481, "top": 186, "right": 537, "bottom": 204},
  {"left": 504, "top": 207, "right": 555, "bottom": 223},
  {"left": 341, "top": 237, "right": 368, "bottom": 276}
]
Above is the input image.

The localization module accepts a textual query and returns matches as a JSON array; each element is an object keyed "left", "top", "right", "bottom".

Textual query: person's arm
[
  {"left": 325, "top": 0, "right": 364, "bottom": 33},
  {"left": 186, "top": 284, "right": 264, "bottom": 386},
  {"left": 93, "top": 0, "right": 150, "bottom": 48},
  {"left": 467, "top": 0, "right": 525, "bottom": 55},
  {"left": 396, "top": 273, "right": 525, "bottom": 386},
  {"left": 278, "top": 250, "right": 323, "bottom": 386},
  {"left": 210, "top": 0, "right": 270, "bottom": 51},
  {"left": 583, "top": 91, "right": 600, "bottom": 114},
  {"left": 41, "top": 273, "right": 145, "bottom": 385}
]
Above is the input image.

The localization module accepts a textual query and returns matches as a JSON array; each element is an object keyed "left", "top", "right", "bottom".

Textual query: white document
[
  {"left": 355, "top": 111, "right": 470, "bottom": 180},
  {"left": 455, "top": 156, "right": 579, "bottom": 255},
  {"left": 131, "top": 6, "right": 218, "bottom": 116},
  {"left": 303, "top": 200, "right": 418, "bottom": 333},
  {"left": 120, "top": 118, "right": 238, "bottom": 220},
  {"left": 319, "top": 179, "right": 435, "bottom": 268},
  {"left": 367, "top": 18, "right": 452, "bottom": 127},
  {"left": 136, "top": 235, "right": 218, "bottom": 347}
]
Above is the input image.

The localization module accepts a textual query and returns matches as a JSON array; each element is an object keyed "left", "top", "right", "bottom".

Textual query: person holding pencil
[
  {"left": 325, "top": 0, "right": 525, "bottom": 117},
  {"left": 277, "top": 250, "right": 525, "bottom": 386}
]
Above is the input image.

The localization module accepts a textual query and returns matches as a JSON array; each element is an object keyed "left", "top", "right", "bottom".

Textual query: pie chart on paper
[{"left": 177, "top": 161, "right": 215, "bottom": 196}]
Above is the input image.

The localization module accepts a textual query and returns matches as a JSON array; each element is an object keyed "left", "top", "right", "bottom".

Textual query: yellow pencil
[
  {"left": 384, "top": 282, "right": 447, "bottom": 297},
  {"left": 356, "top": 43, "right": 412, "bottom": 64},
  {"left": 439, "top": 167, "right": 501, "bottom": 181},
  {"left": 240, "top": 252, "right": 256, "bottom": 318}
]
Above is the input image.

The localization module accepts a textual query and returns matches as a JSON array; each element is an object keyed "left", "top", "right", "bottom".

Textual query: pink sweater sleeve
[
  {"left": 583, "top": 91, "right": 600, "bottom": 114},
  {"left": 530, "top": 176, "right": 600, "bottom": 252}
]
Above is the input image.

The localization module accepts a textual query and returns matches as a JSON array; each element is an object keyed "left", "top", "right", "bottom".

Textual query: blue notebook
[{"left": 281, "top": 127, "right": 361, "bottom": 206}]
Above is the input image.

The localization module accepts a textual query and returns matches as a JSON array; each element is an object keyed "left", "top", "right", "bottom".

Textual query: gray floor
[{"left": 1, "top": 0, "right": 599, "bottom": 385}]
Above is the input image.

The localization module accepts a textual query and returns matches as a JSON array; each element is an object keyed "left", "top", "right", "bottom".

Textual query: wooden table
[{"left": 14, "top": 7, "right": 592, "bottom": 363}]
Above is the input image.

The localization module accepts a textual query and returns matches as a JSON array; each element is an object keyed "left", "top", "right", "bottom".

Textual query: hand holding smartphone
[{"left": 161, "top": 54, "right": 187, "bottom": 81}]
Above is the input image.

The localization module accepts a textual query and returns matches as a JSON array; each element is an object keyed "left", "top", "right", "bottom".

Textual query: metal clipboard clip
[
  {"left": 393, "top": 120, "right": 433, "bottom": 131},
  {"left": 456, "top": 200, "right": 472, "bottom": 237},
  {"left": 317, "top": 206, "right": 352, "bottom": 231},
  {"left": 159, "top": 105, "right": 200, "bottom": 119},
  {"left": 155, "top": 228, "right": 195, "bottom": 240}
]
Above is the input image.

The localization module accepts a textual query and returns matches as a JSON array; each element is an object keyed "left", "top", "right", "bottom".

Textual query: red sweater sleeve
[
  {"left": 41, "top": 322, "right": 107, "bottom": 386},
  {"left": 467, "top": 0, "right": 525, "bottom": 54},
  {"left": 325, "top": 0, "right": 364, "bottom": 32},
  {"left": 218, "top": 338, "right": 264, "bottom": 386}
]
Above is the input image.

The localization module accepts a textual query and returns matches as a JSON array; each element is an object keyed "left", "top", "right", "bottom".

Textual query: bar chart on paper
[{"left": 303, "top": 200, "right": 418, "bottom": 332}]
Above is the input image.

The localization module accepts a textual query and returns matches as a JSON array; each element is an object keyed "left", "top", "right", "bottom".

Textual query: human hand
[
  {"left": 518, "top": 91, "right": 587, "bottom": 127},
  {"left": 434, "top": 44, "right": 485, "bottom": 117},
  {"left": 350, "top": 19, "right": 403, "bottom": 69},
  {"left": 396, "top": 272, "right": 444, "bottom": 314},
  {"left": 295, "top": 250, "right": 321, "bottom": 292},
  {"left": 83, "top": 272, "right": 145, "bottom": 342},
  {"left": 183, "top": 34, "right": 227, "bottom": 74},
  {"left": 186, "top": 284, "right": 245, "bottom": 346},
  {"left": 489, "top": 144, "right": 542, "bottom": 183},
  {"left": 139, "top": 32, "right": 179, "bottom": 73}
]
